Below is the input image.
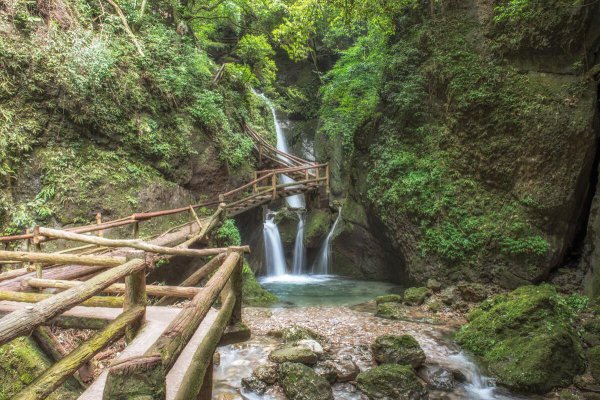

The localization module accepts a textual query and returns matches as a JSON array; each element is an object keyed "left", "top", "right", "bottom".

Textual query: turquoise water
[{"left": 258, "top": 274, "right": 402, "bottom": 307}]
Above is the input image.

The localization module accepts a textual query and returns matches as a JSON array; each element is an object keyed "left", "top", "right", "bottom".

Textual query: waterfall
[
  {"left": 291, "top": 212, "right": 306, "bottom": 274},
  {"left": 313, "top": 208, "right": 342, "bottom": 275},
  {"left": 263, "top": 212, "right": 287, "bottom": 276},
  {"left": 256, "top": 92, "right": 305, "bottom": 209}
]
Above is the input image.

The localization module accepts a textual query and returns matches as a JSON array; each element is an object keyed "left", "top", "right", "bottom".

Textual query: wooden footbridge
[{"left": 0, "top": 124, "right": 329, "bottom": 399}]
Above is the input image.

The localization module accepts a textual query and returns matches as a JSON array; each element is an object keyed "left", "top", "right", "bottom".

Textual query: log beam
[
  {"left": 0, "top": 258, "right": 145, "bottom": 346},
  {"left": 14, "top": 307, "right": 144, "bottom": 400},
  {"left": 0, "top": 290, "right": 124, "bottom": 308},
  {"left": 0, "top": 250, "right": 126, "bottom": 267}
]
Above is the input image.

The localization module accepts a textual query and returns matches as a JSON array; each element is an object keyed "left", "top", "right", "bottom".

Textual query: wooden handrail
[{"left": 0, "top": 257, "right": 146, "bottom": 346}]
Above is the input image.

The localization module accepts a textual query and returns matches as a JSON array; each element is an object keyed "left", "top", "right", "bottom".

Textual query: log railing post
[
  {"left": 229, "top": 251, "right": 243, "bottom": 326},
  {"left": 252, "top": 171, "right": 257, "bottom": 193},
  {"left": 198, "top": 358, "right": 213, "bottom": 400},
  {"left": 124, "top": 251, "right": 146, "bottom": 343},
  {"left": 96, "top": 213, "right": 103, "bottom": 237},
  {"left": 32, "top": 226, "right": 43, "bottom": 280},
  {"left": 132, "top": 221, "right": 139, "bottom": 239},
  {"left": 271, "top": 174, "right": 277, "bottom": 200},
  {"left": 325, "top": 164, "right": 330, "bottom": 194}
]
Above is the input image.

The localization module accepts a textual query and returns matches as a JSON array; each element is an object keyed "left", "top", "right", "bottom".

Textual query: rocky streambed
[{"left": 213, "top": 303, "right": 526, "bottom": 400}]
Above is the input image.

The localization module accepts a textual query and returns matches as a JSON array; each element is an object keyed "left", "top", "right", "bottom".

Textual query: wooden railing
[{"left": 0, "top": 120, "right": 328, "bottom": 399}]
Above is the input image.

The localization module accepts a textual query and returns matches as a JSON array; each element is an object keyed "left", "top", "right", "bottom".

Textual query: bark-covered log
[
  {"left": 14, "top": 307, "right": 144, "bottom": 400},
  {"left": 25, "top": 278, "right": 201, "bottom": 298},
  {"left": 0, "top": 250, "right": 125, "bottom": 267},
  {"left": 0, "top": 290, "right": 124, "bottom": 307},
  {"left": 102, "top": 354, "right": 166, "bottom": 400},
  {"left": 174, "top": 292, "right": 235, "bottom": 400},
  {"left": 0, "top": 258, "right": 145, "bottom": 346},
  {"left": 38, "top": 227, "right": 248, "bottom": 257},
  {"left": 148, "top": 251, "right": 240, "bottom": 370},
  {"left": 154, "top": 253, "right": 225, "bottom": 306}
]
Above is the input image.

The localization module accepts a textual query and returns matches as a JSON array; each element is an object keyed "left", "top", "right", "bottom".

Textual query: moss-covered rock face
[
  {"left": 371, "top": 335, "right": 426, "bottom": 368},
  {"left": 375, "top": 294, "right": 402, "bottom": 304},
  {"left": 321, "top": 1, "right": 599, "bottom": 285},
  {"left": 456, "top": 285, "right": 585, "bottom": 393},
  {"left": 356, "top": 364, "right": 428, "bottom": 400},
  {"left": 0, "top": 338, "right": 81, "bottom": 399},
  {"left": 279, "top": 362, "right": 334, "bottom": 400},
  {"left": 403, "top": 287, "right": 431, "bottom": 306}
]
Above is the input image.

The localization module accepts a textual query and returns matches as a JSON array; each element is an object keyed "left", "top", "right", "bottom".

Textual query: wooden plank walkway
[{"left": 0, "top": 123, "right": 329, "bottom": 399}]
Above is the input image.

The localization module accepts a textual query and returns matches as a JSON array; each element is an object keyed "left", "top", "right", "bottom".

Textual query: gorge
[{"left": 1, "top": 0, "right": 600, "bottom": 399}]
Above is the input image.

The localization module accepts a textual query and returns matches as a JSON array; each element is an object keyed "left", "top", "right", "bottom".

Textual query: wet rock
[
  {"left": 417, "top": 365, "right": 455, "bottom": 391},
  {"left": 376, "top": 302, "right": 405, "bottom": 320},
  {"left": 270, "top": 325, "right": 323, "bottom": 344},
  {"left": 427, "top": 279, "right": 442, "bottom": 292},
  {"left": 253, "top": 363, "right": 279, "bottom": 385},
  {"left": 403, "top": 287, "right": 431, "bottom": 306},
  {"left": 241, "top": 376, "right": 267, "bottom": 395},
  {"left": 439, "top": 286, "right": 458, "bottom": 305},
  {"left": 376, "top": 294, "right": 402, "bottom": 304},
  {"left": 296, "top": 339, "right": 324, "bottom": 357},
  {"left": 357, "top": 364, "right": 428, "bottom": 400},
  {"left": 371, "top": 335, "right": 426, "bottom": 368},
  {"left": 213, "top": 351, "right": 220, "bottom": 367},
  {"left": 456, "top": 282, "right": 487, "bottom": 302},
  {"left": 269, "top": 346, "right": 318, "bottom": 365},
  {"left": 456, "top": 285, "right": 585, "bottom": 393},
  {"left": 333, "top": 356, "right": 360, "bottom": 382},
  {"left": 314, "top": 361, "right": 338, "bottom": 384},
  {"left": 451, "top": 369, "right": 467, "bottom": 383},
  {"left": 279, "top": 362, "right": 334, "bottom": 400}
]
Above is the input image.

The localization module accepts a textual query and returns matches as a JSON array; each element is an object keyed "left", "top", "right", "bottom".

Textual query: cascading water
[
  {"left": 291, "top": 212, "right": 306, "bottom": 274},
  {"left": 313, "top": 207, "right": 342, "bottom": 275},
  {"left": 263, "top": 212, "right": 287, "bottom": 276},
  {"left": 256, "top": 92, "right": 305, "bottom": 209}
]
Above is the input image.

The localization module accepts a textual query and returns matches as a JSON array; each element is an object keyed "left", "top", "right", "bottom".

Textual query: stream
[{"left": 213, "top": 276, "right": 529, "bottom": 400}]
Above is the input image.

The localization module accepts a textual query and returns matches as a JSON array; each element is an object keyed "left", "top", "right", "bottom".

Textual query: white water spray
[
  {"left": 313, "top": 208, "right": 342, "bottom": 275},
  {"left": 292, "top": 212, "right": 306, "bottom": 274},
  {"left": 263, "top": 212, "right": 287, "bottom": 276},
  {"left": 256, "top": 92, "right": 305, "bottom": 209}
]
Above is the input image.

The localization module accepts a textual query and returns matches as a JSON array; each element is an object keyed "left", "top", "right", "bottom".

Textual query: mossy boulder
[
  {"left": 456, "top": 285, "right": 585, "bottom": 393},
  {"left": 304, "top": 209, "right": 331, "bottom": 248},
  {"left": 589, "top": 346, "right": 600, "bottom": 382},
  {"left": 0, "top": 337, "right": 81, "bottom": 399},
  {"left": 376, "top": 302, "right": 405, "bottom": 320},
  {"left": 279, "top": 362, "right": 334, "bottom": 400},
  {"left": 371, "top": 335, "right": 426, "bottom": 368},
  {"left": 269, "top": 346, "right": 318, "bottom": 365},
  {"left": 253, "top": 363, "right": 279, "bottom": 385},
  {"left": 456, "top": 282, "right": 488, "bottom": 302},
  {"left": 242, "top": 263, "right": 278, "bottom": 306},
  {"left": 375, "top": 294, "right": 402, "bottom": 304},
  {"left": 403, "top": 287, "right": 431, "bottom": 306},
  {"left": 271, "top": 325, "right": 323, "bottom": 343},
  {"left": 357, "top": 364, "right": 428, "bottom": 400}
]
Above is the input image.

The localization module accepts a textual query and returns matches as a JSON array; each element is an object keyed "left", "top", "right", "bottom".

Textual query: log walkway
[{"left": 0, "top": 125, "right": 328, "bottom": 399}]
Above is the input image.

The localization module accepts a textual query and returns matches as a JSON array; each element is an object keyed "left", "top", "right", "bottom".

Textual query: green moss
[
  {"left": 304, "top": 209, "right": 331, "bottom": 246},
  {"left": 403, "top": 287, "right": 431, "bottom": 306},
  {"left": 589, "top": 346, "right": 600, "bottom": 382},
  {"left": 455, "top": 285, "right": 585, "bottom": 393},
  {"left": 242, "top": 263, "right": 278, "bottom": 307},
  {"left": 356, "top": 364, "right": 427, "bottom": 400},
  {"left": 375, "top": 294, "right": 402, "bottom": 304},
  {"left": 371, "top": 335, "right": 426, "bottom": 368},
  {"left": 0, "top": 338, "right": 80, "bottom": 399},
  {"left": 279, "top": 362, "right": 333, "bottom": 400},
  {"left": 376, "top": 302, "right": 405, "bottom": 320}
]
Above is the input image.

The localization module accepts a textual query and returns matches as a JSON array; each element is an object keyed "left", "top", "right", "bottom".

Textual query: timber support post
[
  {"left": 124, "top": 251, "right": 146, "bottom": 342},
  {"left": 32, "top": 226, "right": 43, "bottom": 280},
  {"left": 96, "top": 213, "right": 103, "bottom": 237},
  {"left": 271, "top": 174, "right": 277, "bottom": 200},
  {"left": 230, "top": 251, "right": 243, "bottom": 326}
]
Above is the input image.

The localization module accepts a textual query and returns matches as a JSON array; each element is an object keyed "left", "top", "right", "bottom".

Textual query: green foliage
[
  {"left": 320, "top": 28, "right": 387, "bottom": 151},
  {"left": 242, "top": 263, "right": 278, "bottom": 306},
  {"left": 215, "top": 219, "right": 242, "bottom": 247},
  {"left": 235, "top": 34, "right": 277, "bottom": 87}
]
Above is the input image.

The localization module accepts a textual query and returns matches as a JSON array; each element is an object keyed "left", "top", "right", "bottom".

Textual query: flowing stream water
[
  {"left": 263, "top": 211, "right": 287, "bottom": 276},
  {"left": 291, "top": 212, "right": 306, "bottom": 275},
  {"left": 213, "top": 275, "right": 528, "bottom": 400}
]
